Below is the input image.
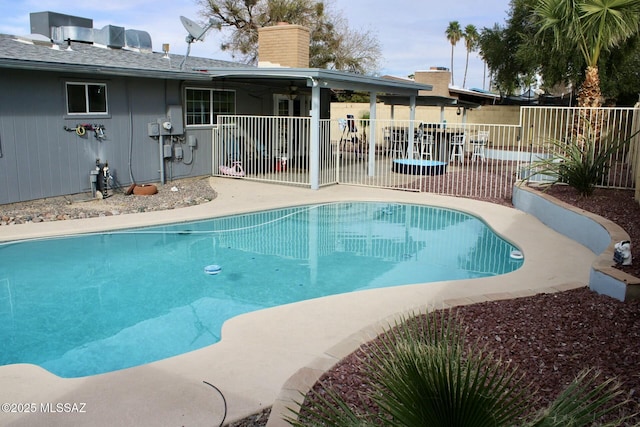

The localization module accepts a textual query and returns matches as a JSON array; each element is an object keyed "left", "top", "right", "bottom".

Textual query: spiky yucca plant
[
  {"left": 523, "top": 119, "right": 635, "bottom": 197},
  {"left": 286, "top": 310, "right": 627, "bottom": 427}
]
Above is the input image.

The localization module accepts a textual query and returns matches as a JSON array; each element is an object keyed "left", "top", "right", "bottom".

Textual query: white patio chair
[
  {"left": 413, "top": 130, "right": 434, "bottom": 160},
  {"left": 387, "top": 127, "right": 406, "bottom": 158},
  {"left": 471, "top": 130, "right": 490, "bottom": 162},
  {"left": 420, "top": 132, "right": 433, "bottom": 160},
  {"left": 449, "top": 133, "right": 466, "bottom": 164}
]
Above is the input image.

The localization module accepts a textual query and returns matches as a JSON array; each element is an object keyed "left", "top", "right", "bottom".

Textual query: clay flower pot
[{"left": 132, "top": 184, "right": 158, "bottom": 196}]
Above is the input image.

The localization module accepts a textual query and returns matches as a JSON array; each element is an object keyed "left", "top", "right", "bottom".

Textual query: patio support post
[
  {"left": 407, "top": 95, "right": 417, "bottom": 159},
  {"left": 309, "top": 81, "right": 321, "bottom": 190},
  {"left": 368, "top": 92, "right": 377, "bottom": 176}
]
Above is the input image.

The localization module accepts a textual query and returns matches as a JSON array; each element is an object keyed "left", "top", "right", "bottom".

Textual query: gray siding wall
[{"left": 0, "top": 70, "right": 225, "bottom": 204}]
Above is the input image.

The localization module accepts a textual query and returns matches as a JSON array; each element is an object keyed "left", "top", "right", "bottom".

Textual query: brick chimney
[
  {"left": 258, "top": 22, "right": 310, "bottom": 68},
  {"left": 414, "top": 67, "right": 452, "bottom": 97}
]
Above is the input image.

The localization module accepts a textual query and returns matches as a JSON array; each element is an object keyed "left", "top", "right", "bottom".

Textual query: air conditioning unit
[
  {"left": 30, "top": 11, "right": 92, "bottom": 39},
  {"left": 51, "top": 26, "right": 94, "bottom": 44},
  {"left": 94, "top": 25, "right": 125, "bottom": 49},
  {"left": 125, "top": 29, "right": 152, "bottom": 52}
]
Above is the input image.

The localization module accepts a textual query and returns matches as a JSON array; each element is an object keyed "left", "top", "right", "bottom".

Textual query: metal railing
[
  {"left": 329, "top": 119, "right": 524, "bottom": 200},
  {"left": 213, "top": 107, "right": 638, "bottom": 198},
  {"left": 214, "top": 115, "right": 315, "bottom": 185},
  {"left": 521, "top": 106, "right": 639, "bottom": 189}
]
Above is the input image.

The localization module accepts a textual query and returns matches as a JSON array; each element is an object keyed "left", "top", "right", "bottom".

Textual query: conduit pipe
[{"left": 159, "top": 134, "right": 165, "bottom": 184}]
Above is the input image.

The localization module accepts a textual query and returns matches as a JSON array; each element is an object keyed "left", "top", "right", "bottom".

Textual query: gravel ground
[
  {"left": 0, "top": 176, "right": 217, "bottom": 225},
  {"left": 303, "top": 288, "right": 640, "bottom": 426},
  {"left": 1, "top": 177, "right": 639, "bottom": 426}
]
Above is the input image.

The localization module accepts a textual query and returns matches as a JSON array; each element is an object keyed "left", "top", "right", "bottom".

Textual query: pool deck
[{"left": 0, "top": 178, "right": 595, "bottom": 427}]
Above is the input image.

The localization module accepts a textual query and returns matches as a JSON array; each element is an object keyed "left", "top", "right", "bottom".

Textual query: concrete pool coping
[{"left": 0, "top": 178, "right": 597, "bottom": 426}]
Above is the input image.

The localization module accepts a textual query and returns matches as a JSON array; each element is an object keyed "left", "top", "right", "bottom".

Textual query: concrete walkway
[{"left": 0, "top": 179, "right": 594, "bottom": 426}]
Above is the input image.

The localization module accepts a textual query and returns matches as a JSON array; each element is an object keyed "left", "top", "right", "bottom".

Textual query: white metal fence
[
  {"left": 521, "top": 107, "right": 639, "bottom": 189},
  {"left": 213, "top": 107, "right": 639, "bottom": 199}
]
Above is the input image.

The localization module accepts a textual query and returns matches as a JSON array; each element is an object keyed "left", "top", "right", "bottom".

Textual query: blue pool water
[{"left": 0, "top": 202, "right": 523, "bottom": 377}]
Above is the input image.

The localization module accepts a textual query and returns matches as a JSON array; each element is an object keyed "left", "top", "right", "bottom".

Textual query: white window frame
[{"left": 185, "top": 87, "right": 236, "bottom": 127}]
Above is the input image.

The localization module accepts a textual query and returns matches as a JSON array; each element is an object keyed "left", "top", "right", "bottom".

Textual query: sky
[{"left": 0, "top": 0, "right": 512, "bottom": 90}]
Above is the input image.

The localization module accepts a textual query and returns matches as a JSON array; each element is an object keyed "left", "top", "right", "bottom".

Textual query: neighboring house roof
[
  {"left": 379, "top": 74, "right": 478, "bottom": 108},
  {"left": 378, "top": 94, "right": 480, "bottom": 110},
  {"left": 0, "top": 32, "right": 431, "bottom": 96},
  {"left": 449, "top": 86, "right": 501, "bottom": 105}
]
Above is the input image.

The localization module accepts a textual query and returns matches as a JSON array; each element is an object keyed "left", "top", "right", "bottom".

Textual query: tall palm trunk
[
  {"left": 574, "top": 65, "right": 604, "bottom": 152},
  {"left": 450, "top": 45, "right": 455, "bottom": 86},
  {"left": 463, "top": 49, "right": 470, "bottom": 88},
  {"left": 578, "top": 65, "right": 603, "bottom": 108}
]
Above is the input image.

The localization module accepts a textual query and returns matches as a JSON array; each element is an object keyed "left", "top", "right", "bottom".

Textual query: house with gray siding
[{"left": 0, "top": 11, "right": 430, "bottom": 204}]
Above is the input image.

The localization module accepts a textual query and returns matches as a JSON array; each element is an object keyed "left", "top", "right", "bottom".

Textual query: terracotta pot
[{"left": 133, "top": 184, "right": 158, "bottom": 196}]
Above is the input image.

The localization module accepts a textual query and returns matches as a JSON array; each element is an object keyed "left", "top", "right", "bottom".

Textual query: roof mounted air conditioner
[
  {"left": 51, "top": 26, "right": 94, "bottom": 44},
  {"left": 30, "top": 11, "right": 92, "bottom": 39},
  {"left": 94, "top": 25, "right": 125, "bottom": 49},
  {"left": 125, "top": 29, "right": 152, "bottom": 52}
]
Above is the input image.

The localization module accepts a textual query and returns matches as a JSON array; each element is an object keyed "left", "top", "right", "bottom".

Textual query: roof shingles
[{"left": 0, "top": 33, "right": 247, "bottom": 78}]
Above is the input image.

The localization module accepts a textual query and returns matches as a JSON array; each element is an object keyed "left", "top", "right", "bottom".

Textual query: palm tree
[
  {"left": 535, "top": 0, "right": 640, "bottom": 107},
  {"left": 462, "top": 24, "right": 479, "bottom": 88},
  {"left": 445, "top": 21, "right": 463, "bottom": 86}
]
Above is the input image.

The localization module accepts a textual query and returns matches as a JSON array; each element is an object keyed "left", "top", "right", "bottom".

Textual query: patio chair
[
  {"left": 338, "top": 114, "right": 361, "bottom": 158},
  {"left": 471, "top": 130, "right": 489, "bottom": 162},
  {"left": 414, "top": 129, "right": 434, "bottom": 160},
  {"left": 449, "top": 133, "right": 466, "bottom": 164},
  {"left": 388, "top": 126, "right": 407, "bottom": 158}
]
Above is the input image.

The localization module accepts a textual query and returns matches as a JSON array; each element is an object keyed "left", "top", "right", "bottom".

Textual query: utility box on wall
[
  {"left": 164, "top": 105, "right": 184, "bottom": 135},
  {"left": 163, "top": 144, "right": 172, "bottom": 158},
  {"left": 147, "top": 122, "right": 160, "bottom": 137}
]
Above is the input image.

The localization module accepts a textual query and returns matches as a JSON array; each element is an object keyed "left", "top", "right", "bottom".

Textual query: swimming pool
[{"left": 0, "top": 202, "right": 522, "bottom": 378}]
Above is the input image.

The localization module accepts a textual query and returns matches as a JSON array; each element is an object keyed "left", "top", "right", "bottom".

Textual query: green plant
[
  {"left": 535, "top": 0, "right": 640, "bottom": 107},
  {"left": 523, "top": 120, "right": 635, "bottom": 196},
  {"left": 286, "top": 310, "right": 627, "bottom": 427}
]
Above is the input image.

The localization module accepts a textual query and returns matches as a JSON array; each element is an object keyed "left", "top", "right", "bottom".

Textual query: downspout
[{"left": 126, "top": 80, "right": 135, "bottom": 184}]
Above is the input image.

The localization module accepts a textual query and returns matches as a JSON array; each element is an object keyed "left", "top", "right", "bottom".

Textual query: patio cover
[
  {"left": 195, "top": 67, "right": 432, "bottom": 97},
  {"left": 200, "top": 67, "right": 433, "bottom": 189}
]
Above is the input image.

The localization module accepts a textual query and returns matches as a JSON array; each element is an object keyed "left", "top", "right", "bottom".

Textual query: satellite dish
[
  {"left": 179, "top": 16, "right": 216, "bottom": 70},
  {"left": 180, "top": 16, "right": 207, "bottom": 42}
]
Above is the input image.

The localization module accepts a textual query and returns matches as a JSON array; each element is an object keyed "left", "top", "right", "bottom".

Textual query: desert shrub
[
  {"left": 522, "top": 120, "right": 635, "bottom": 197},
  {"left": 287, "top": 310, "right": 627, "bottom": 427}
]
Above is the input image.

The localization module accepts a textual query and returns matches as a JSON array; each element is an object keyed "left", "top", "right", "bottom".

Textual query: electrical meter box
[
  {"left": 163, "top": 105, "right": 184, "bottom": 135},
  {"left": 147, "top": 122, "right": 160, "bottom": 137}
]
